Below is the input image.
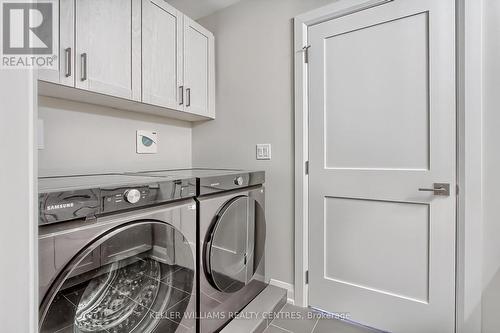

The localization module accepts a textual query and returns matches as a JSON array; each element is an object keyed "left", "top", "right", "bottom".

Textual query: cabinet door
[
  {"left": 75, "top": 0, "right": 141, "bottom": 101},
  {"left": 38, "top": 0, "right": 74, "bottom": 86},
  {"left": 142, "top": 0, "right": 183, "bottom": 109},
  {"left": 184, "top": 17, "right": 215, "bottom": 117}
]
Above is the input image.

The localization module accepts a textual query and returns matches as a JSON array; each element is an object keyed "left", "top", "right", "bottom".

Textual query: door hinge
[
  {"left": 305, "top": 270, "right": 309, "bottom": 284},
  {"left": 302, "top": 45, "right": 311, "bottom": 63},
  {"left": 305, "top": 161, "right": 309, "bottom": 175},
  {"left": 456, "top": 184, "right": 460, "bottom": 196}
]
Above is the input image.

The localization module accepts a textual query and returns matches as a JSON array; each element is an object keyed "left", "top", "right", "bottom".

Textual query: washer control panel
[
  {"left": 38, "top": 175, "right": 197, "bottom": 225},
  {"left": 100, "top": 178, "right": 196, "bottom": 214},
  {"left": 102, "top": 187, "right": 151, "bottom": 212}
]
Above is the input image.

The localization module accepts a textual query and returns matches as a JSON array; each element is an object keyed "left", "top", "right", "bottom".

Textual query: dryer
[{"left": 38, "top": 174, "right": 198, "bottom": 333}]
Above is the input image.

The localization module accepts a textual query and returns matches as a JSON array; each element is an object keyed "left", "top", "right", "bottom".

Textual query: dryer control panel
[{"left": 198, "top": 171, "right": 265, "bottom": 195}]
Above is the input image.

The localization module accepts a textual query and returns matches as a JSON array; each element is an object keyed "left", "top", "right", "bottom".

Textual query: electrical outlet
[
  {"left": 256, "top": 144, "right": 271, "bottom": 160},
  {"left": 137, "top": 130, "right": 158, "bottom": 154}
]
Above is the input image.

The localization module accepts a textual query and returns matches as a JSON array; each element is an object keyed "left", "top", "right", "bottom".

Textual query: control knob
[
  {"left": 234, "top": 176, "right": 244, "bottom": 186},
  {"left": 124, "top": 189, "right": 141, "bottom": 204}
]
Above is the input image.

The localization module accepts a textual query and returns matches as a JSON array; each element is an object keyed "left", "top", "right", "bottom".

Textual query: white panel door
[
  {"left": 142, "top": 0, "right": 183, "bottom": 109},
  {"left": 75, "top": 0, "right": 141, "bottom": 100},
  {"left": 308, "top": 1, "right": 456, "bottom": 332},
  {"left": 184, "top": 16, "right": 215, "bottom": 117},
  {"left": 38, "top": 0, "right": 73, "bottom": 86}
]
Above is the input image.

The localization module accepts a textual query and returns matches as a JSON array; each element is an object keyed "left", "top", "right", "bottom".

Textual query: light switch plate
[
  {"left": 256, "top": 144, "right": 271, "bottom": 160},
  {"left": 137, "top": 130, "right": 158, "bottom": 154}
]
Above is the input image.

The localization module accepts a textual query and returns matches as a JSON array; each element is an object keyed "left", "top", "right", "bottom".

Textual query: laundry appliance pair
[{"left": 38, "top": 169, "right": 267, "bottom": 333}]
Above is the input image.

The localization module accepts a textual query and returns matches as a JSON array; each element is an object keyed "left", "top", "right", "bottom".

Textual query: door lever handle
[{"left": 418, "top": 183, "right": 450, "bottom": 196}]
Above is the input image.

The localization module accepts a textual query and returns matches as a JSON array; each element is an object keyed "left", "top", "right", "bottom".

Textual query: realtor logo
[{"left": 1, "top": 0, "right": 58, "bottom": 69}]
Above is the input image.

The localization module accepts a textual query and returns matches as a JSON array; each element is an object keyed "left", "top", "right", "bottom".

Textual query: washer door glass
[
  {"left": 39, "top": 222, "right": 195, "bottom": 333},
  {"left": 205, "top": 195, "right": 266, "bottom": 293}
]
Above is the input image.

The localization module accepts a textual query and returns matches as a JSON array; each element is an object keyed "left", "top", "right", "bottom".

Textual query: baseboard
[{"left": 269, "top": 279, "right": 294, "bottom": 305}]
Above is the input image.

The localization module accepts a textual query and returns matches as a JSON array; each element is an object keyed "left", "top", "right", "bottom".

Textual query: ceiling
[{"left": 168, "top": 0, "right": 243, "bottom": 20}]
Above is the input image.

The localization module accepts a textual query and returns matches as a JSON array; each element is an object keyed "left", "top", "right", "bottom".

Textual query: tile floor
[{"left": 264, "top": 304, "right": 381, "bottom": 333}]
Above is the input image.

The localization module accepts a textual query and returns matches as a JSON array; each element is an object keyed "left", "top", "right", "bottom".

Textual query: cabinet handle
[
  {"left": 64, "top": 47, "right": 72, "bottom": 77},
  {"left": 186, "top": 88, "right": 191, "bottom": 107},
  {"left": 80, "top": 53, "right": 87, "bottom": 82},
  {"left": 179, "top": 86, "right": 184, "bottom": 105}
]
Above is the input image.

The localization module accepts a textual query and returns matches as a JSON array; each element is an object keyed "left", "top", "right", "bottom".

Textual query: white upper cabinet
[
  {"left": 183, "top": 17, "right": 215, "bottom": 118},
  {"left": 75, "top": 0, "right": 141, "bottom": 101},
  {"left": 142, "top": 0, "right": 183, "bottom": 109},
  {"left": 38, "top": 0, "right": 74, "bottom": 86},
  {"left": 37, "top": 0, "right": 215, "bottom": 121}
]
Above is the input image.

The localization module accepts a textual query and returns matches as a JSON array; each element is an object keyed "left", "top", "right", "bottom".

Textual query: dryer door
[
  {"left": 39, "top": 221, "right": 196, "bottom": 333},
  {"left": 205, "top": 195, "right": 266, "bottom": 293}
]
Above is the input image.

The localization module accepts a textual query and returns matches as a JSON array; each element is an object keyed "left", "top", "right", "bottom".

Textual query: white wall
[
  {"left": 193, "top": 0, "right": 336, "bottom": 288},
  {"left": 0, "top": 71, "right": 37, "bottom": 332},
  {"left": 38, "top": 96, "right": 192, "bottom": 176},
  {"left": 482, "top": 0, "right": 500, "bottom": 331}
]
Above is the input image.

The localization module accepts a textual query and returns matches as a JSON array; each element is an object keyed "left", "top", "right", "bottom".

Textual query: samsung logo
[{"left": 47, "top": 203, "right": 74, "bottom": 211}]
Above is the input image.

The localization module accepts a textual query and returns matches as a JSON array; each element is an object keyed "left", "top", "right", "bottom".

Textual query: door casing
[{"left": 293, "top": 0, "right": 484, "bottom": 332}]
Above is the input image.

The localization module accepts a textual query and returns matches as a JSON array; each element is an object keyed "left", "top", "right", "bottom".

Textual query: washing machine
[
  {"left": 38, "top": 174, "right": 198, "bottom": 333},
  {"left": 135, "top": 169, "right": 267, "bottom": 333}
]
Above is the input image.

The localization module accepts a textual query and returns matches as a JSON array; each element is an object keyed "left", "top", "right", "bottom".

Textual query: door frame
[{"left": 293, "top": 0, "right": 483, "bottom": 332}]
